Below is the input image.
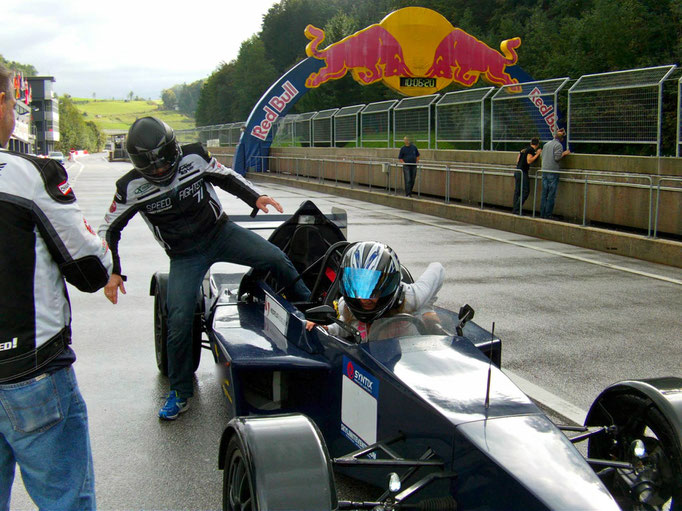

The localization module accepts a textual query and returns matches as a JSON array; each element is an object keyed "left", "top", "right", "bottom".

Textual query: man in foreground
[{"left": 0, "top": 63, "right": 113, "bottom": 510}]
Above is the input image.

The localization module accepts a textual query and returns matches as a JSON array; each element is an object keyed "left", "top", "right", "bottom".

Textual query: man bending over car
[
  {"left": 306, "top": 241, "right": 444, "bottom": 340},
  {"left": 99, "top": 117, "right": 310, "bottom": 420}
]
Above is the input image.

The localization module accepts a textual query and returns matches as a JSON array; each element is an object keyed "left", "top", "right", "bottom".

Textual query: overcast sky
[{"left": 2, "top": 0, "right": 280, "bottom": 99}]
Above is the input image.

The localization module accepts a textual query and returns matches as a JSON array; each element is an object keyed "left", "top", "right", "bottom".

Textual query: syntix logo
[{"left": 0, "top": 338, "right": 18, "bottom": 352}]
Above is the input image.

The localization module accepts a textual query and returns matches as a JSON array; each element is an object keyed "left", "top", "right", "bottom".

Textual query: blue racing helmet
[{"left": 339, "top": 241, "right": 402, "bottom": 322}]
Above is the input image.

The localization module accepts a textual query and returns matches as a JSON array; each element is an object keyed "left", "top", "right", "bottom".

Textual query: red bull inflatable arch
[{"left": 234, "top": 6, "right": 540, "bottom": 174}]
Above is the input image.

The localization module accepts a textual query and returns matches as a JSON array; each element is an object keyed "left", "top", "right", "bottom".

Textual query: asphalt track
[{"left": 9, "top": 153, "right": 682, "bottom": 510}]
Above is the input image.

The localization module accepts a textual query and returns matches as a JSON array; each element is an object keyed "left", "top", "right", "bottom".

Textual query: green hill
[{"left": 71, "top": 98, "right": 195, "bottom": 132}]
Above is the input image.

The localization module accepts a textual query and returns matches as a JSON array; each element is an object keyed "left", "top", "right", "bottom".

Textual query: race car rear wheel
[
  {"left": 153, "top": 291, "right": 202, "bottom": 377},
  {"left": 587, "top": 392, "right": 681, "bottom": 511},
  {"left": 223, "top": 436, "right": 255, "bottom": 511}
]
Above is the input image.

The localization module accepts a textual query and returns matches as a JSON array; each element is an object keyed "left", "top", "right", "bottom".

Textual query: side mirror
[
  {"left": 305, "top": 305, "right": 336, "bottom": 325},
  {"left": 456, "top": 304, "right": 475, "bottom": 336}
]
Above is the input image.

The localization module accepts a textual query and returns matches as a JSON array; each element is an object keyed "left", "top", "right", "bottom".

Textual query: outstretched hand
[
  {"left": 256, "top": 195, "right": 283, "bottom": 214},
  {"left": 104, "top": 274, "right": 126, "bottom": 304}
]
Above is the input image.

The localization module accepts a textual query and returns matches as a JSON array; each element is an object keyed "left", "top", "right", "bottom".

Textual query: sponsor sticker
[
  {"left": 83, "top": 217, "right": 96, "bottom": 235},
  {"left": 109, "top": 201, "right": 117, "bottom": 213},
  {"left": 341, "top": 356, "right": 378, "bottom": 455},
  {"left": 264, "top": 292, "right": 289, "bottom": 337},
  {"left": 58, "top": 180, "right": 71, "bottom": 196},
  {"left": 0, "top": 338, "right": 18, "bottom": 352}
]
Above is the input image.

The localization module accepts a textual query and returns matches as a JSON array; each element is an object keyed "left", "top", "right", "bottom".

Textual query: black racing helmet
[
  {"left": 338, "top": 242, "right": 402, "bottom": 322},
  {"left": 126, "top": 117, "right": 181, "bottom": 186}
]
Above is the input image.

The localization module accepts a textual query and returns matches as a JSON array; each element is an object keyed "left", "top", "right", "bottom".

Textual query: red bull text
[
  {"left": 528, "top": 87, "right": 558, "bottom": 134},
  {"left": 251, "top": 81, "right": 299, "bottom": 141}
]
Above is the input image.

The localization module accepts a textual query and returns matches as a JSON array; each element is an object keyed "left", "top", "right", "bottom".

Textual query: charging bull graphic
[
  {"left": 305, "top": 24, "right": 412, "bottom": 88},
  {"left": 426, "top": 30, "right": 521, "bottom": 89}
]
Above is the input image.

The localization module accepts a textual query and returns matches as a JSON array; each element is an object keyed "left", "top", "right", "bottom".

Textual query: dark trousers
[
  {"left": 540, "top": 172, "right": 560, "bottom": 218},
  {"left": 512, "top": 170, "right": 530, "bottom": 214},
  {"left": 403, "top": 164, "right": 417, "bottom": 196},
  {"left": 166, "top": 220, "right": 310, "bottom": 398}
]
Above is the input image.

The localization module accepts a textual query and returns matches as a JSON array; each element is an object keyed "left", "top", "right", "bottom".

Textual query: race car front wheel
[
  {"left": 587, "top": 392, "right": 681, "bottom": 511},
  {"left": 223, "top": 436, "right": 256, "bottom": 511}
]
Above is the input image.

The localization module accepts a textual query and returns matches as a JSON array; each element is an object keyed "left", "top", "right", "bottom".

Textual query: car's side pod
[
  {"left": 219, "top": 414, "right": 338, "bottom": 511},
  {"left": 585, "top": 377, "right": 682, "bottom": 453}
]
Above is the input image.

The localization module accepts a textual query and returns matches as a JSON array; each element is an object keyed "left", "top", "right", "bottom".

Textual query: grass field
[{"left": 71, "top": 98, "right": 196, "bottom": 132}]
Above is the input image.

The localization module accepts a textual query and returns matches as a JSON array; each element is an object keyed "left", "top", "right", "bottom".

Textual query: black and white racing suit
[
  {"left": 98, "top": 143, "right": 308, "bottom": 398},
  {"left": 0, "top": 151, "right": 113, "bottom": 383},
  {"left": 98, "top": 143, "right": 263, "bottom": 275}
]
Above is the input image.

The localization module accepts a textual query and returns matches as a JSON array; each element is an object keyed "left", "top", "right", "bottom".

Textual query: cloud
[{"left": 1, "top": 0, "right": 280, "bottom": 98}]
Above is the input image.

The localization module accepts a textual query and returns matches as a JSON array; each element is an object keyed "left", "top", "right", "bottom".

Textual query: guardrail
[{"left": 246, "top": 154, "right": 681, "bottom": 239}]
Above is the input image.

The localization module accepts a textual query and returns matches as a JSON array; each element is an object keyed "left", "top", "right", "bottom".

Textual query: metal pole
[
  {"left": 351, "top": 161, "right": 354, "bottom": 189},
  {"left": 647, "top": 177, "right": 653, "bottom": 237},
  {"left": 480, "top": 168, "right": 484, "bottom": 209},
  {"left": 480, "top": 101, "right": 485, "bottom": 151},
  {"left": 567, "top": 91, "right": 572, "bottom": 151},
  {"left": 654, "top": 181, "right": 661, "bottom": 238},
  {"left": 678, "top": 78, "right": 681, "bottom": 157},
  {"left": 582, "top": 177, "right": 588, "bottom": 226},
  {"left": 490, "top": 98, "right": 494, "bottom": 151},
  {"left": 657, "top": 82, "right": 663, "bottom": 157},
  {"left": 446, "top": 165, "right": 450, "bottom": 204},
  {"left": 417, "top": 166, "right": 421, "bottom": 198}
]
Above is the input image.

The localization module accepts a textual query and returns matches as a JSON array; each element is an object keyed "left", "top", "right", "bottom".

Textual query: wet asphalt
[{"left": 9, "top": 153, "right": 681, "bottom": 510}]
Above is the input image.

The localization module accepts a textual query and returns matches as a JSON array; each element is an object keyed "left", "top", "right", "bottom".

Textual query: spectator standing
[
  {"left": 398, "top": 136, "right": 420, "bottom": 197},
  {"left": 0, "top": 64, "right": 113, "bottom": 510},
  {"left": 540, "top": 128, "right": 570, "bottom": 219},
  {"left": 512, "top": 137, "right": 542, "bottom": 215}
]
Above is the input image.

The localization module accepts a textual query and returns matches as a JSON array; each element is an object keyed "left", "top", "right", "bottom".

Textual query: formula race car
[{"left": 150, "top": 201, "right": 681, "bottom": 511}]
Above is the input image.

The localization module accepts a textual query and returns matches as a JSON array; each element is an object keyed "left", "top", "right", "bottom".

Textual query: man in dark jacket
[
  {"left": 398, "top": 136, "right": 420, "bottom": 197},
  {"left": 99, "top": 117, "right": 309, "bottom": 420},
  {"left": 0, "top": 64, "right": 113, "bottom": 510}
]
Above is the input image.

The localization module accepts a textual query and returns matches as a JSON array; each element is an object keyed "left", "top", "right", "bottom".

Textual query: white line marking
[
  {"left": 68, "top": 160, "right": 85, "bottom": 183},
  {"left": 504, "top": 369, "right": 587, "bottom": 425}
]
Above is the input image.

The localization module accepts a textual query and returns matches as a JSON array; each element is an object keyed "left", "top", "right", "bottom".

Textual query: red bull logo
[
  {"left": 303, "top": 7, "right": 522, "bottom": 97},
  {"left": 426, "top": 29, "right": 521, "bottom": 89},
  {"left": 305, "top": 24, "right": 412, "bottom": 87}
]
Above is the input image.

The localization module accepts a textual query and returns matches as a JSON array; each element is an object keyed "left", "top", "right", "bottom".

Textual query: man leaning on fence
[
  {"left": 512, "top": 138, "right": 542, "bottom": 215},
  {"left": 540, "top": 128, "right": 570, "bottom": 219}
]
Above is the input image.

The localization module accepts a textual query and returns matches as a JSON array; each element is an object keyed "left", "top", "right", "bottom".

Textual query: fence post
[
  {"left": 582, "top": 177, "right": 588, "bottom": 226},
  {"left": 446, "top": 165, "right": 450, "bottom": 204},
  {"left": 480, "top": 168, "right": 484, "bottom": 209},
  {"left": 351, "top": 161, "right": 355, "bottom": 189}
]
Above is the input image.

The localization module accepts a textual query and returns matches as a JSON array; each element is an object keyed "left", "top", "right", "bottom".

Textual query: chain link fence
[
  {"left": 435, "top": 87, "right": 494, "bottom": 150},
  {"left": 393, "top": 94, "right": 439, "bottom": 148},
  {"left": 361, "top": 100, "right": 397, "bottom": 148},
  {"left": 334, "top": 104, "right": 364, "bottom": 147},
  {"left": 312, "top": 108, "right": 337, "bottom": 147},
  {"left": 188, "top": 65, "right": 682, "bottom": 157},
  {"left": 568, "top": 66, "right": 676, "bottom": 156},
  {"left": 491, "top": 78, "right": 569, "bottom": 149}
]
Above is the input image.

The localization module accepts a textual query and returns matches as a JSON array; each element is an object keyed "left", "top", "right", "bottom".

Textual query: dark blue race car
[{"left": 150, "top": 201, "right": 682, "bottom": 511}]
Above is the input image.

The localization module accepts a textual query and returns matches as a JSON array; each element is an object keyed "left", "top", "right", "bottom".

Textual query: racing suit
[
  {"left": 330, "top": 262, "right": 445, "bottom": 340},
  {"left": 0, "top": 150, "right": 112, "bottom": 509},
  {"left": 98, "top": 143, "right": 309, "bottom": 398}
]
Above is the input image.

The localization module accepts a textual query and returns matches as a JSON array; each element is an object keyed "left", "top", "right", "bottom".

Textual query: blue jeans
[
  {"left": 512, "top": 170, "right": 530, "bottom": 214},
  {"left": 540, "top": 172, "right": 560, "bottom": 218},
  {"left": 0, "top": 366, "right": 95, "bottom": 511},
  {"left": 166, "top": 220, "right": 310, "bottom": 398},
  {"left": 403, "top": 164, "right": 417, "bottom": 196}
]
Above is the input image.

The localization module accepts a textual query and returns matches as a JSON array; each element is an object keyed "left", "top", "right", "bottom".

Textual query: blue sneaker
[{"left": 158, "top": 390, "right": 189, "bottom": 420}]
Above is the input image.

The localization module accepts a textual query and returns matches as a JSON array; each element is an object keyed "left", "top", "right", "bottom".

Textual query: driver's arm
[{"left": 402, "top": 262, "right": 445, "bottom": 313}]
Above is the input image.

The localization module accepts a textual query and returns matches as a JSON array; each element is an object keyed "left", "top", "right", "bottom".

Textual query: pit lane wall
[{"left": 211, "top": 147, "right": 682, "bottom": 268}]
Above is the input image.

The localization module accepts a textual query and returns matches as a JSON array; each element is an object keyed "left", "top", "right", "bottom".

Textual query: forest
[{"left": 193, "top": 0, "right": 682, "bottom": 126}]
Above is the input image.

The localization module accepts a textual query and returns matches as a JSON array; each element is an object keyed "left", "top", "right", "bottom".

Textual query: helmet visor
[
  {"left": 130, "top": 140, "right": 179, "bottom": 176},
  {"left": 341, "top": 268, "right": 400, "bottom": 299}
]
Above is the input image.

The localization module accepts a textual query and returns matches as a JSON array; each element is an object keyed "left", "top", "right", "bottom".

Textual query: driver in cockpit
[{"left": 306, "top": 241, "right": 444, "bottom": 341}]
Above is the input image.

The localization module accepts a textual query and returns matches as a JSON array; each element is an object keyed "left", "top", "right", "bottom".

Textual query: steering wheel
[
  {"left": 307, "top": 241, "right": 350, "bottom": 304},
  {"left": 366, "top": 313, "right": 428, "bottom": 342}
]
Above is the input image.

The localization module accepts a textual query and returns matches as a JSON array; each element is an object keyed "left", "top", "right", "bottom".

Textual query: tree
[
  {"left": 127, "top": 91, "right": 134, "bottom": 101},
  {"left": 162, "top": 88, "right": 178, "bottom": 110},
  {"left": 58, "top": 95, "right": 105, "bottom": 153}
]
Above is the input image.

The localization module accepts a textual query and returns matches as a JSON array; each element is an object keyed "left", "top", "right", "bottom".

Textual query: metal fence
[
  {"left": 361, "top": 100, "right": 397, "bottom": 147},
  {"left": 312, "top": 108, "right": 337, "bottom": 146},
  {"left": 334, "top": 104, "right": 364, "bottom": 146},
  {"left": 253, "top": 154, "right": 680, "bottom": 238},
  {"left": 182, "top": 65, "right": 682, "bottom": 157},
  {"left": 568, "top": 66, "right": 676, "bottom": 156},
  {"left": 393, "top": 94, "right": 439, "bottom": 148},
  {"left": 436, "top": 87, "right": 494, "bottom": 150},
  {"left": 491, "top": 78, "right": 569, "bottom": 148},
  {"left": 294, "top": 112, "right": 315, "bottom": 146}
]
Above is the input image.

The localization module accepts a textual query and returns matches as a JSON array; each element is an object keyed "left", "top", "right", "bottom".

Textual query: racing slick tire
[
  {"left": 586, "top": 391, "right": 682, "bottom": 511},
  {"left": 221, "top": 414, "right": 337, "bottom": 511},
  {"left": 153, "top": 279, "right": 202, "bottom": 376}
]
